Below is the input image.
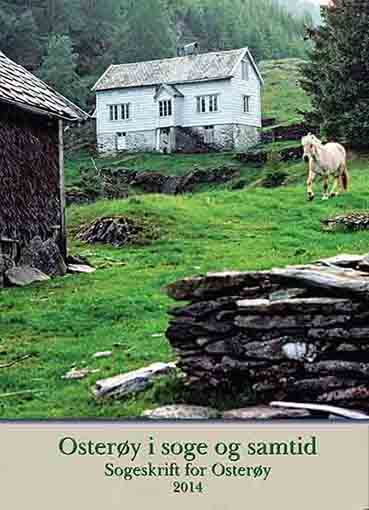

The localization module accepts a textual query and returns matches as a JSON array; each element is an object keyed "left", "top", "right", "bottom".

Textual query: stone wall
[
  {"left": 234, "top": 124, "right": 260, "bottom": 151},
  {"left": 98, "top": 124, "right": 260, "bottom": 154},
  {"left": 97, "top": 130, "right": 155, "bottom": 154},
  {"left": 165, "top": 254, "right": 369, "bottom": 412},
  {"left": 176, "top": 124, "right": 259, "bottom": 152}
]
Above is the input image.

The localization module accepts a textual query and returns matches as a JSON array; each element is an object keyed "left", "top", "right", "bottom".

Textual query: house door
[
  {"left": 159, "top": 128, "right": 170, "bottom": 153},
  {"left": 117, "top": 132, "right": 127, "bottom": 151}
]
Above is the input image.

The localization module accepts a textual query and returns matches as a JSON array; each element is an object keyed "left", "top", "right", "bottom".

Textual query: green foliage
[
  {"left": 179, "top": 0, "right": 310, "bottom": 61},
  {"left": 0, "top": 0, "right": 312, "bottom": 108},
  {"left": 0, "top": 7, "right": 41, "bottom": 68},
  {"left": 39, "top": 34, "right": 85, "bottom": 107},
  {"left": 260, "top": 59, "right": 311, "bottom": 125},
  {"left": 111, "top": 0, "right": 176, "bottom": 64},
  {"left": 301, "top": 0, "right": 369, "bottom": 148}
]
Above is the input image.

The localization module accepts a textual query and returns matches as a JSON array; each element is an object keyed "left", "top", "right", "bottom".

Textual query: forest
[{"left": 0, "top": 0, "right": 315, "bottom": 109}]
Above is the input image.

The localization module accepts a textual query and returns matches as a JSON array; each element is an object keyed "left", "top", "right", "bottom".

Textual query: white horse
[{"left": 301, "top": 133, "right": 349, "bottom": 201}]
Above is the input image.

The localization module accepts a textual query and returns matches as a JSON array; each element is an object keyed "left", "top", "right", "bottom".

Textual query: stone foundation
[
  {"left": 234, "top": 124, "right": 260, "bottom": 151},
  {"left": 165, "top": 254, "right": 369, "bottom": 412},
  {"left": 176, "top": 124, "right": 259, "bottom": 153},
  {"left": 97, "top": 130, "right": 155, "bottom": 154},
  {"left": 97, "top": 124, "right": 260, "bottom": 154}
]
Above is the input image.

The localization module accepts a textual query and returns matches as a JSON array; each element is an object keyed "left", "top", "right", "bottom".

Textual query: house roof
[
  {"left": 0, "top": 51, "right": 89, "bottom": 121},
  {"left": 154, "top": 83, "right": 184, "bottom": 100},
  {"left": 93, "top": 47, "right": 263, "bottom": 92}
]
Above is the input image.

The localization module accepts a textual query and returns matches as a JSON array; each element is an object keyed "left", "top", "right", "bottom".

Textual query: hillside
[
  {"left": 65, "top": 58, "right": 310, "bottom": 190},
  {"left": 260, "top": 58, "right": 311, "bottom": 126},
  {"left": 0, "top": 0, "right": 312, "bottom": 108},
  {"left": 2, "top": 157, "right": 369, "bottom": 418},
  {"left": 275, "top": 0, "right": 321, "bottom": 23},
  {"left": 3, "top": 58, "right": 369, "bottom": 419}
]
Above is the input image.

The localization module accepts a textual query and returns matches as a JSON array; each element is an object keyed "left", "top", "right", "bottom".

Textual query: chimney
[{"left": 177, "top": 42, "right": 199, "bottom": 57}]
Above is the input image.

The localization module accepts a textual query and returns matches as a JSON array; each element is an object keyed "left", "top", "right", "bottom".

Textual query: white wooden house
[{"left": 93, "top": 47, "right": 263, "bottom": 154}]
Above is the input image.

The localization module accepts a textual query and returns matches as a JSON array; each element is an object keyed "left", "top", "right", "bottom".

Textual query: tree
[
  {"left": 0, "top": 6, "right": 41, "bottom": 69},
  {"left": 301, "top": 0, "right": 369, "bottom": 148},
  {"left": 39, "top": 34, "right": 84, "bottom": 107},
  {"left": 111, "top": 0, "right": 176, "bottom": 63}
]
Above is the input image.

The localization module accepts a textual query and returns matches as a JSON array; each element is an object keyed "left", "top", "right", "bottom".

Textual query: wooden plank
[{"left": 58, "top": 119, "right": 67, "bottom": 258}]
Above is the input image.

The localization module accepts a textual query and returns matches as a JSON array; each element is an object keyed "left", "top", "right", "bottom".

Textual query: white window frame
[
  {"left": 159, "top": 99, "right": 172, "bottom": 117},
  {"left": 196, "top": 94, "right": 219, "bottom": 114},
  {"left": 109, "top": 103, "right": 131, "bottom": 121},
  {"left": 241, "top": 60, "right": 249, "bottom": 81},
  {"left": 243, "top": 95, "right": 251, "bottom": 113}
]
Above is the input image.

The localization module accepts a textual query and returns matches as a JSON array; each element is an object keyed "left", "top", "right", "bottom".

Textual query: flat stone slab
[
  {"left": 271, "top": 267, "right": 369, "bottom": 298},
  {"left": 92, "top": 351, "right": 113, "bottom": 359},
  {"left": 270, "top": 401, "right": 369, "bottom": 420},
  {"left": 235, "top": 313, "right": 349, "bottom": 330},
  {"left": 92, "top": 362, "right": 177, "bottom": 399},
  {"left": 68, "top": 264, "right": 96, "bottom": 274},
  {"left": 223, "top": 405, "right": 310, "bottom": 420},
  {"left": 315, "top": 254, "right": 364, "bottom": 267},
  {"left": 236, "top": 297, "right": 356, "bottom": 314},
  {"left": 62, "top": 368, "right": 100, "bottom": 380},
  {"left": 165, "top": 271, "right": 272, "bottom": 301},
  {"left": 6, "top": 266, "right": 50, "bottom": 287},
  {"left": 142, "top": 405, "right": 219, "bottom": 420}
]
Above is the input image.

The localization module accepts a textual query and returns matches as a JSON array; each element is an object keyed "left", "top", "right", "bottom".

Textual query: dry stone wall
[{"left": 165, "top": 255, "right": 369, "bottom": 412}]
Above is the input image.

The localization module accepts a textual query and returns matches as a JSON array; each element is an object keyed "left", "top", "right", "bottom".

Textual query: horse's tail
[{"left": 341, "top": 163, "right": 349, "bottom": 191}]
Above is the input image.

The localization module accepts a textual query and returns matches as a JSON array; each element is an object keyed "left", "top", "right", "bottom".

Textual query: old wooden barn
[{"left": 0, "top": 51, "right": 88, "bottom": 272}]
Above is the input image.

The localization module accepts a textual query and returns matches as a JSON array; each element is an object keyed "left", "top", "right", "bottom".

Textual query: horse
[{"left": 301, "top": 133, "right": 349, "bottom": 201}]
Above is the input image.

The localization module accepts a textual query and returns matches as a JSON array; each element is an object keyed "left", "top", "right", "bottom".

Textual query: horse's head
[{"left": 301, "top": 133, "right": 320, "bottom": 163}]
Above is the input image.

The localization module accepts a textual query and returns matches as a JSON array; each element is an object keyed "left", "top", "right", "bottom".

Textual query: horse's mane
[{"left": 302, "top": 133, "right": 323, "bottom": 146}]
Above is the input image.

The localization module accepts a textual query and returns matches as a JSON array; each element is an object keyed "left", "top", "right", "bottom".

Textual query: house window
[
  {"left": 243, "top": 95, "right": 251, "bottom": 113},
  {"left": 241, "top": 60, "right": 249, "bottom": 81},
  {"left": 121, "top": 103, "right": 130, "bottom": 120},
  {"left": 204, "top": 125, "right": 215, "bottom": 144},
  {"left": 109, "top": 105, "right": 118, "bottom": 121},
  {"left": 109, "top": 103, "right": 130, "bottom": 121},
  {"left": 159, "top": 100, "right": 172, "bottom": 117},
  {"left": 196, "top": 95, "right": 219, "bottom": 113}
]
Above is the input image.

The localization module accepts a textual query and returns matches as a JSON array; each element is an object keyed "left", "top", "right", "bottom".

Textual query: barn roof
[
  {"left": 93, "top": 47, "right": 263, "bottom": 92},
  {"left": 0, "top": 51, "right": 88, "bottom": 121}
]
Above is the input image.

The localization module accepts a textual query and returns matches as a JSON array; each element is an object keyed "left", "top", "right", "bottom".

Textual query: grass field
[
  {"left": 1, "top": 154, "right": 369, "bottom": 418},
  {"left": 259, "top": 58, "right": 311, "bottom": 126},
  {"left": 2, "top": 59, "right": 368, "bottom": 419}
]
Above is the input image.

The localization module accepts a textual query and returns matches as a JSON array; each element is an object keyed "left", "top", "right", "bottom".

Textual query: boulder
[
  {"left": 19, "top": 237, "right": 67, "bottom": 277},
  {"left": 0, "top": 254, "right": 14, "bottom": 287},
  {"left": 223, "top": 405, "right": 311, "bottom": 420},
  {"left": 62, "top": 368, "right": 100, "bottom": 380},
  {"left": 5, "top": 265, "right": 50, "bottom": 287},
  {"left": 92, "top": 362, "right": 177, "bottom": 399},
  {"left": 142, "top": 405, "right": 219, "bottom": 420}
]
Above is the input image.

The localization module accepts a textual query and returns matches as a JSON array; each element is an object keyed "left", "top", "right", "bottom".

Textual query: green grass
[
  {"left": 0, "top": 58, "right": 365, "bottom": 419},
  {"left": 259, "top": 58, "right": 311, "bottom": 126},
  {"left": 65, "top": 150, "right": 245, "bottom": 187},
  {"left": 1, "top": 155, "right": 369, "bottom": 419}
]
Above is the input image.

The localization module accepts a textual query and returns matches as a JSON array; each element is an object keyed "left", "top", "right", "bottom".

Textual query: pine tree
[
  {"left": 301, "top": 0, "right": 369, "bottom": 148},
  {"left": 39, "top": 34, "right": 84, "bottom": 106},
  {"left": 112, "top": 0, "right": 176, "bottom": 63}
]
